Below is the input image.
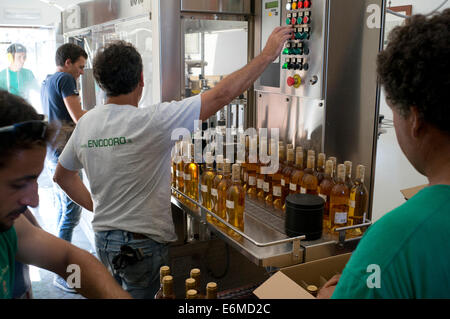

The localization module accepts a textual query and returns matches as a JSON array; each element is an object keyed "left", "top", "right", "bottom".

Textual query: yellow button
[
  {"left": 269, "top": 12, "right": 272, "bottom": 16},
  {"left": 292, "top": 2, "right": 298, "bottom": 10}
]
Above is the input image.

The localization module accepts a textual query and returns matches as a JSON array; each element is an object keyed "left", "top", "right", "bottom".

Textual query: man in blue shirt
[{"left": 40, "top": 43, "right": 88, "bottom": 293}]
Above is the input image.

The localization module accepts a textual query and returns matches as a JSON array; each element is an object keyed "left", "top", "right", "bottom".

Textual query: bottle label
[
  {"left": 263, "top": 182, "right": 270, "bottom": 192},
  {"left": 184, "top": 173, "right": 191, "bottom": 181},
  {"left": 334, "top": 212, "right": 347, "bottom": 224},
  {"left": 201, "top": 185, "right": 208, "bottom": 193},
  {"left": 257, "top": 179, "right": 264, "bottom": 189},
  {"left": 226, "top": 200, "right": 234, "bottom": 209},
  {"left": 319, "top": 193, "right": 327, "bottom": 202},
  {"left": 290, "top": 183, "right": 297, "bottom": 191},
  {"left": 273, "top": 186, "right": 282, "bottom": 197},
  {"left": 281, "top": 179, "right": 286, "bottom": 187},
  {"left": 349, "top": 200, "right": 356, "bottom": 208},
  {"left": 211, "top": 189, "right": 218, "bottom": 197},
  {"left": 300, "top": 187, "right": 307, "bottom": 194},
  {"left": 248, "top": 176, "right": 256, "bottom": 186}
]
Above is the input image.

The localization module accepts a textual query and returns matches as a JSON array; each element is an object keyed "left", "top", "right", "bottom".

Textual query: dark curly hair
[
  {"left": 55, "top": 43, "right": 87, "bottom": 67},
  {"left": 93, "top": 41, "right": 143, "bottom": 97},
  {"left": 377, "top": 9, "right": 450, "bottom": 134},
  {"left": 0, "top": 90, "right": 57, "bottom": 168}
]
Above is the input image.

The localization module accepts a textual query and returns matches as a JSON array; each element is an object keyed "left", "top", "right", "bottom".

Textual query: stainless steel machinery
[{"left": 62, "top": 0, "right": 385, "bottom": 270}]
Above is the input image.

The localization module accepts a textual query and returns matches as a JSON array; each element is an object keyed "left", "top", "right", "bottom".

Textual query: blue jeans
[
  {"left": 95, "top": 230, "right": 169, "bottom": 299},
  {"left": 46, "top": 159, "right": 82, "bottom": 242}
]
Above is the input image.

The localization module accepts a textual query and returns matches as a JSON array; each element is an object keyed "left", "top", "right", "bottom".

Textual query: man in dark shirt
[{"left": 40, "top": 43, "right": 88, "bottom": 293}]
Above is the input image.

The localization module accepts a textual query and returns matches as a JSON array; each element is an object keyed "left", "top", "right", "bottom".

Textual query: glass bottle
[
  {"left": 344, "top": 161, "right": 354, "bottom": 190},
  {"left": 171, "top": 142, "right": 178, "bottom": 189},
  {"left": 154, "top": 265, "right": 171, "bottom": 299},
  {"left": 246, "top": 136, "right": 258, "bottom": 200},
  {"left": 162, "top": 275, "right": 176, "bottom": 299},
  {"left": 226, "top": 163, "right": 245, "bottom": 240},
  {"left": 185, "top": 278, "right": 196, "bottom": 298},
  {"left": 217, "top": 160, "right": 232, "bottom": 228},
  {"left": 289, "top": 147, "right": 304, "bottom": 195},
  {"left": 211, "top": 154, "right": 224, "bottom": 220},
  {"left": 301, "top": 155, "right": 319, "bottom": 195},
  {"left": 256, "top": 138, "right": 268, "bottom": 203},
  {"left": 206, "top": 282, "right": 218, "bottom": 299},
  {"left": 272, "top": 144, "right": 286, "bottom": 211},
  {"left": 328, "top": 156, "right": 337, "bottom": 182},
  {"left": 318, "top": 160, "right": 335, "bottom": 221},
  {"left": 201, "top": 152, "right": 215, "bottom": 223},
  {"left": 186, "top": 289, "right": 198, "bottom": 299},
  {"left": 348, "top": 164, "right": 369, "bottom": 236},
  {"left": 176, "top": 141, "right": 186, "bottom": 199},
  {"left": 315, "top": 153, "right": 326, "bottom": 184},
  {"left": 329, "top": 164, "right": 350, "bottom": 231},
  {"left": 184, "top": 143, "right": 199, "bottom": 208},
  {"left": 190, "top": 268, "right": 203, "bottom": 298}
]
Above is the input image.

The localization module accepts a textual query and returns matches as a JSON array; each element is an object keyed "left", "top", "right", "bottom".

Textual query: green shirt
[
  {"left": 0, "top": 68, "right": 38, "bottom": 100},
  {"left": 332, "top": 185, "right": 450, "bottom": 299},
  {"left": 0, "top": 227, "right": 17, "bottom": 299}
]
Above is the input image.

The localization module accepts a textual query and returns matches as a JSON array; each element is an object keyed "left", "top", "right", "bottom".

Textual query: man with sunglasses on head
[
  {"left": 0, "top": 90, "right": 131, "bottom": 299},
  {"left": 40, "top": 43, "right": 89, "bottom": 292}
]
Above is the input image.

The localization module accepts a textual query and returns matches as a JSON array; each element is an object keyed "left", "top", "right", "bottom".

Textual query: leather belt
[{"left": 130, "top": 232, "right": 148, "bottom": 240}]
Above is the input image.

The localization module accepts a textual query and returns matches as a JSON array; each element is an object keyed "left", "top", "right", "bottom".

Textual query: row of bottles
[
  {"left": 171, "top": 137, "right": 369, "bottom": 236},
  {"left": 155, "top": 266, "right": 218, "bottom": 299}
]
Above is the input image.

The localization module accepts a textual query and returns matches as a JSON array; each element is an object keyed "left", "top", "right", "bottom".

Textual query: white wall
[
  {"left": 371, "top": 0, "right": 449, "bottom": 221},
  {"left": 0, "top": 0, "right": 63, "bottom": 26}
]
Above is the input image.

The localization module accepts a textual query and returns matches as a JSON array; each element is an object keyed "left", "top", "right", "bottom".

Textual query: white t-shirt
[{"left": 59, "top": 95, "right": 201, "bottom": 243}]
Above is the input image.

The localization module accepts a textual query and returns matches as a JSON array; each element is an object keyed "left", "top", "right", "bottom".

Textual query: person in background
[
  {"left": 0, "top": 43, "right": 39, "bottom": 102},
  {"left": 318, "top": 9, "right": 450, "bottom": 299},
  {"left": 0, "top": 90, "right": 131, "bottom": 299},
  {"left": 53, "top": 26, "right": 293, "bottom": 298},
  {"left": 40, "top": 43, "right": 88, "bottom": 293}
]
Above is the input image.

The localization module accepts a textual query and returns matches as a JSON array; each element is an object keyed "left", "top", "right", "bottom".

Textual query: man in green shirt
[
  {"left": 0, "top": 43, "right": 39, "bottom": 101},
  {"left": 318, "top": 9, "right": 450, "bottom": 299},
  {"left": 0, "top": 90, "right": 131, "bottom": 299}
]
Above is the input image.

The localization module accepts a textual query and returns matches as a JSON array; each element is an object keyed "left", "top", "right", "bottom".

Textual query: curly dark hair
[
  {"left": 377, "top": 9, "right": 450, "bottom": 134},
  {"left": 93, "top": 40, "right": 143, "bottom": 97},
  {"left": 55, "top": 43, "right": 88, "bottom": 67},
  {"left": 0, "top": 90, "right": 58, "bottom": 168}
]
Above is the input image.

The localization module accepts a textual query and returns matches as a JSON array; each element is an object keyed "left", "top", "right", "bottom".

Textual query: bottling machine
[{"left": 62, "top": 0, "right": 385, "bottom": 278}]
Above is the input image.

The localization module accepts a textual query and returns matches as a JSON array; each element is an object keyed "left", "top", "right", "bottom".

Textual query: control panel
[{"left": 280, "top": 0, "right": 326, "bottom": 99}]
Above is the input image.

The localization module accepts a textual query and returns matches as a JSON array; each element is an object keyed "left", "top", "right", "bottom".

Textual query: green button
[
  {"left": 283, "top": 48, "right": 290, "bottom": 55},
  {"left": 297, "top": 17, "right": 303, "bottom": 25},
  {"left": 282, "top": 63, "right": 289, "bottom": 69},
  {"left": 286, "top": 18, "right": 291, "bottom": 25}
]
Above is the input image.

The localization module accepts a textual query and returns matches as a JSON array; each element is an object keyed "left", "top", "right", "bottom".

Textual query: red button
[
  {"left": 287, "top": 77, "right": 296, "bottom": 87},
  {"left": 298, "top": 1, "right": 304, "bottom": 9},
  {"left": 304, "top": 0, "right": 311, "bottom": 8},
  {"left": 291, "top": 18, "right": 297, "bottom": 25},
  {"left": 303, "top": 16, "right": 310, "bottom": 24}
]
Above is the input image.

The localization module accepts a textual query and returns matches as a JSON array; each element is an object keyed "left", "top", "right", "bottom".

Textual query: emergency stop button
[
  {"left": 287, "top": 74, "right": 302, "bottom": 88},
  {"left": 304, "top": 0, "right": 311, "bottom": 8}
]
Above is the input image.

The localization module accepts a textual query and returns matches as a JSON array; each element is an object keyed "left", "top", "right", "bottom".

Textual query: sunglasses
[{"left": 0, "top": 120, "right": 48, "bottom": 141}]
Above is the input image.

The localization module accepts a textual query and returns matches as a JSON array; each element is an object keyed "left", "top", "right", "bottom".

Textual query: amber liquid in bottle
[
  {"left": 256, "top": 139, "right": 268, "bottom": 203},
  {"left": 344, "top": 161, "right": 354, "bottom": 190},
  {"left": 315, "top": 153, "right": 326, "bottom": 185},
  {"left": 289, "top": 147, "right": 304, "bottom": 195},
  {"left": 211, "top": 155, "right": 224, "bottom": 224},
  {"left": 226, "top": 164, "right": 245, "bottom": 240},
  {"left": 217, "top": 161, "right": 232, "bottom": 228},
  {"left": 318, "top": 160, "right": 335, "bottom": 221},
  {"left": 183, "top": 143, "right": 199, "bottom": 209},
  {"left": 348, "top": 164, "right": 369, "bottom": 236},
  {"left": 200, "top": 153, "right": 215, "bottom": 223},
  {"left": 246, "top": 137, "right": 258, "bottom": 199},
  {"left": 176, "top": 141, "right": 186, "bottom": 200},
  {"left": 329, "top": 164, "right": 350, "bottom": 231},
  {"left": 272, "top": 145, "right": 286, "bottom": 211},
  {"left": 301, "top": 155, "right": 319, "bottom": 195},
  {"left": 328, "top": 156, "right": 337, "bottom": 183}
]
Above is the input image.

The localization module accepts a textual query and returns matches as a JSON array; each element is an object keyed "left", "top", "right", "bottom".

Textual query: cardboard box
[
  {"left": 254, "top": 253, "right": 352, "bottom": 299},
  {"left": 400, "top": 184, "right": 428, "bottom": 200}
]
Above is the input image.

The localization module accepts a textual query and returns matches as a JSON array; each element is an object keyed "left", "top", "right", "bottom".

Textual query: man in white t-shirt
[{"left": 53, "top": 26, "right": 292, "bottom": 298}]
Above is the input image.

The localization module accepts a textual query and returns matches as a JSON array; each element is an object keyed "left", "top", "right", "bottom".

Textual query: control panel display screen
[{"left": 265, "top": 1, "right": 279, "bottom": 9}]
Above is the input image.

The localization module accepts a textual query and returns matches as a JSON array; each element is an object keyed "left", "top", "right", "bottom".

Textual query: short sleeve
[
  {"left": 152, "top": 94, "right": 202, "bottom": 144},
  {"left": 58, "top": 73, "right": 79, "bottom": 99},
  {"left": 59, "top": 126, "right": 83, "bottom": 171}
]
